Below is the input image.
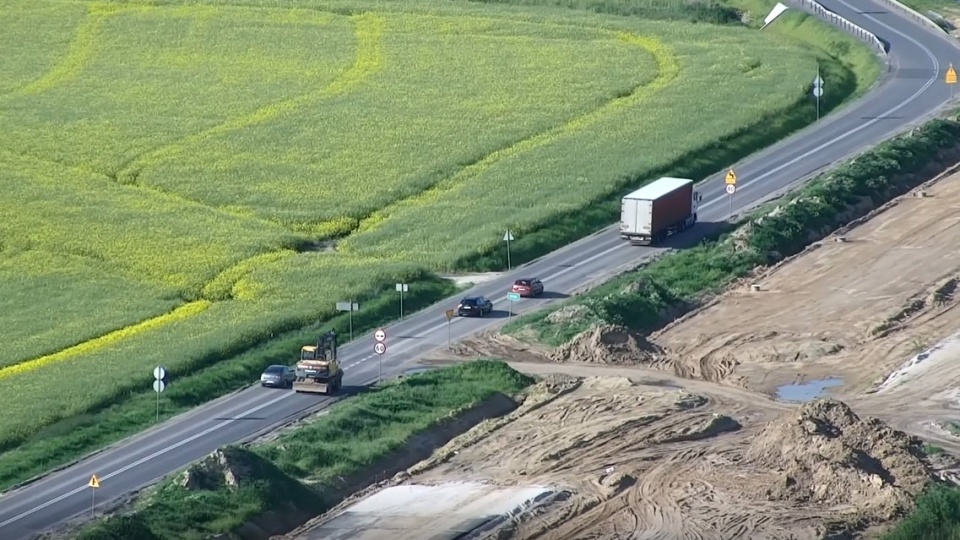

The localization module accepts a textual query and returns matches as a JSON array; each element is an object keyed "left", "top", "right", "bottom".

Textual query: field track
[{"left": 0, "top": 0, "right": 868, "bottom": 494}]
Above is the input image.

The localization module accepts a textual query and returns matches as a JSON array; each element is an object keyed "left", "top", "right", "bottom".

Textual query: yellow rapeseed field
[{"left": 0, "top": 0, "right": 870, "bottom": 446}]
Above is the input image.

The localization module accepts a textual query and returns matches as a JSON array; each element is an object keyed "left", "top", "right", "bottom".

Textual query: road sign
[
  {"left": 88, "top": 475, "right": 100, "bottom": 489},
  {"left": 503, "top": 230, "right": 514, "bottom": 242},
  {"left": 813, "top": 75, "right": 824, "bottom": 87},
  {"left": 812, "top": 85, "right": 824, "bottom": 97},
  {"left": 336, "top": 302, "right": 359, "bottom": 312},
  {"left": 395, "top": 283, "right": 408, "bottom": 292},
  {"left": 153, "top": 366, "right": 166, "bottom": 381},
  {"left": 947, "top": 64, "right": 957, "bottom": 84},
  {"left": 507, "top": 292, "right": 521, "bottom": 301},
  {"left": 153, "top": 380, "right": 166, "bottom": 393},
  {"left": 374, "top": 328, "right": 386, "bottom": 342},
  {"left": 725, "top": 170, "right": 737, "bottom": 185},
  {"left": 374, "top": 342, "right": 386, "bottom": 355},
  {"left": 725, "top": 184, "right": 737, "bottom": 195},
  {"left": 445, "top": 309, "right": 456, "bottom": 320}
]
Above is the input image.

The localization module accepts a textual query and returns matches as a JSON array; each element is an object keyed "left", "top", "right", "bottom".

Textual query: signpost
[
  {"left": 444, "top": 308, "right": 456, "bottom": 349},
  {"left": 153, "top": 366, "right": 167, "bottom": 423},
  {"left": 507, "top": 291, "right": 521, "bottom": 317},
  {"left": 88, "top": 474, "right": 100, "bottom": 516},
  {"left": 813, "top": 66, "right": 824, "bottom": 120},
  {"left": 336, "top": 301, "right": 360, "bottom": 342},
  {"left": 947, "top": 64, "right": 957, "bottom": 98},
  {"left": 373, "top": 341, "right": 386, "bottom": 383},
  {"left": 395, "top": 283, "right": 409, "bottom": 320},
  {"left": 725, "top": 169, "right": 737, "bottom": 216},
  {"left": 503, "top": 230, "right": 515, "bottom": 271}
]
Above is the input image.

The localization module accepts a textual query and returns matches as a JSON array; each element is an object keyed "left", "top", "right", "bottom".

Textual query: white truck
[{"left": 620, "top": 177, "right": 701, "bottom": 246}]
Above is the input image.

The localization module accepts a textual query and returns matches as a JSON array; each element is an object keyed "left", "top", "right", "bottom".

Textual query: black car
[
  {"left": 260, "top": 364, "right": 295, "bottom": 388},
  {"left": 457, "top": 296, "right": 493, "bottom": 317}
]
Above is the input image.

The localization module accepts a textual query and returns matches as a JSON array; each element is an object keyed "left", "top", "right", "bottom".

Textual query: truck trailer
[{"left": 620, "top": 177, "right": 701, "bottom": 246}]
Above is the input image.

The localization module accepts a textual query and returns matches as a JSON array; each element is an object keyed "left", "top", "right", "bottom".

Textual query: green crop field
[{"left": 0, "top": 0, "right": 880, "bottom": 484}]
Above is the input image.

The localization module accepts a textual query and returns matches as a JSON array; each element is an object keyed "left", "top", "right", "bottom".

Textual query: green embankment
[
  {"left": 0, "top": 0, "right": 882, "bottom": 494},
  {"left": 502, "top": 113, "right": 960, "bottom": 538},
  {"left": 504, "top": 115, "right": 960, "bottom": 344},
  {"left": 879, "top": 485, "right": 960, "bottom": 540},
  {"left": 457, "top": 0, "right": 882, "bottom": 271},
  {"left": 75, "top": 361, "right": 534, "bottom": 540},
  {"left": 0, "top": 274, "right": 457, "bottom": 492}
]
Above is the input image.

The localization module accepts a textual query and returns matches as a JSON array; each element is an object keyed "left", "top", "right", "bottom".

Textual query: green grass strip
[
  {"left": 879, "top": 485, "right": 960, "bottom": 540},
  {"left": 0, "top": 0, "right": 882, "bottom": 496},
  {"left": 0, "top": 274, "right": 458, "bottom": 492},
  {"left": 75, "top": 361, "right": 533, "bottom": 540},
  {"left": 505, "top": 115, "right": 960, "bottom": 344},
  {"left": 455, "top": 0, "right": 882, "bottom": 271}
]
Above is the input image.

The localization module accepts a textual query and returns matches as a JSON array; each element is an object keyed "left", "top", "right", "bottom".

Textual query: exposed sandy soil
[
  {"left": 647, "top": 172, "right": 960, "bottom": 431},
  {"left": 361, "top": 172, "right": 960, "bottom": 539},
  {"left": 296, "top": 363, "right": 951, "bottom": 540}
]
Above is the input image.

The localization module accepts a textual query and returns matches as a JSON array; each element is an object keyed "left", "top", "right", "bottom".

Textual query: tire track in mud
[{"left": 403, "top": 364, "right": 814, "bottom": 540}]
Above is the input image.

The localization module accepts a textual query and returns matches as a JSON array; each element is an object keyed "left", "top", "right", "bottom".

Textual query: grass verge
[
  {"left": 455, "top": 0, "right": 882, "bottom": 271},
  {"left": 0, "top": 274, "right": 458, "bottom": 493},
  {"left": 504, "top": 115, "right": 960, "bottom": 344},
  {"left": 879, "top": 485, "right": 960, "bottom": 540},
  {"left": 75, "top": 361, "right": 534, "bottom": 540},
  {"left": 1, "top": 0, "right": 882, "bottom": 494}
]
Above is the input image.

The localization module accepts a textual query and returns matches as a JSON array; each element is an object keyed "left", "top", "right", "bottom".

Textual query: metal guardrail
[{"left": 787, "top": 0, "right": 888, "bottom": 55}]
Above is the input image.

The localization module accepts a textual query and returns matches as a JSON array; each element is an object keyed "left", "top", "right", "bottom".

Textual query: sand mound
[
  {"left": 745, "top": 399, "right": 934, "bottom": 520},
  {"left": 177, "top": 448, "right": 252, "bottom": 490},
  {"left": 550, "top": 324, "right": 664, "bottom": 365}
]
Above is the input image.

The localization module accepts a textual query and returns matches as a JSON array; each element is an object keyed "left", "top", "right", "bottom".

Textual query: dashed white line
[{"left": 8, "top": 9, "right": 946, "bottom": 527}]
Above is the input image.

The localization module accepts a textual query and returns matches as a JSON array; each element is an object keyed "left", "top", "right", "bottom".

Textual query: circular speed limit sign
[
  {"left": 374, "top": 342, "right": 386, "bottom": 355},
  {"left": 725, "top": 184, "right": 736, "bottom": 195}
]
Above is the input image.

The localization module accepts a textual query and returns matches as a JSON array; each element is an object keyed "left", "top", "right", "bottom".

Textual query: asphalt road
[{"left": 3, "top": 1, "right": 959, "bottom": 538}]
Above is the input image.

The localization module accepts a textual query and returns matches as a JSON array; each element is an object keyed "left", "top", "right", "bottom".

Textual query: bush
[
  {"left": 507, "top": 115, "right": 960, "bottom": 344},
  {"left": 881, "top": 486, "right": 960, "bottom": 540},
  {"left": 73, "top": 361, "right": 533, "bottom": 540},
  {"left": 76, "top": 514, "right": 159, "bottom": 540}
]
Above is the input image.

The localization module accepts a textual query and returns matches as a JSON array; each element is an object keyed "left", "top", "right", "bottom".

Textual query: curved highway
[{"left": 2, "top": 1, "right": 958, "bottom": 537}]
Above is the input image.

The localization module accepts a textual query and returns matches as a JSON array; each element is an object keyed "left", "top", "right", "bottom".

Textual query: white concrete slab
[{"left": 299, "top": 482, "right": 554, "bottom": 540}]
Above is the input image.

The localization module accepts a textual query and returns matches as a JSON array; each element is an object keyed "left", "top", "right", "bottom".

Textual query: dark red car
[{"left": 512, "top": 278, "right": 544, "bottom": 298}]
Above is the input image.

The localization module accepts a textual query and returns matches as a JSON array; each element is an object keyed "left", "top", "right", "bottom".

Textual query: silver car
[{"left": 260, "top": 364, "right": 295, "bottom": 388}]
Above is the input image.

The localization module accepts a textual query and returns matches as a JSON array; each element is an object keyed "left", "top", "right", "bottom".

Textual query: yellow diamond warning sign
[
  {"left": 725, "top": 169, "right": 737, "bottom": 185},
  {"left": 88, "top": 474, "right": 100, "bottom": 488},
  {"left": 947, "top": 64, "right": 957, "bottom": 85}
]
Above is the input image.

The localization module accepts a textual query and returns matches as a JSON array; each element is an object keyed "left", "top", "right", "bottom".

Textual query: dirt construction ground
[
  {"left": 326, "top": 171, "right": 960, "bottom": 539},
  {"left": 649, "top": 170, "right": 960, "bottom": 441}
]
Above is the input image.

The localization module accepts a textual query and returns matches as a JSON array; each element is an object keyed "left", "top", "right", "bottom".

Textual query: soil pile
[
  {"left": 745, "top": 398, "right": 934, "bottom": 520},
  {"left": 549, "top": 324, "right": 664, "bottom": 365},
  {"left": 177, "top": 447, "right": 253, "bottom": 490}
]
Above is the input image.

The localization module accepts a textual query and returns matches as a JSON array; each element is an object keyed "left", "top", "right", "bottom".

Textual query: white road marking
[
  {"left": 347, "top": 29, "right": 934, "bottom": 367},
  {"left": 0, "top": 391, "right": 291, "bottom": 527},
  {"left": 701, "top": 3, "right": 939, "bottom": 211},
  {"left": 7, "top": 5, "right": 946, "bottom": 527}
]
